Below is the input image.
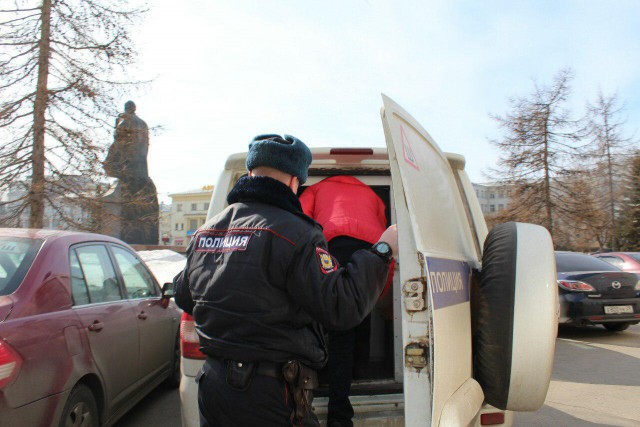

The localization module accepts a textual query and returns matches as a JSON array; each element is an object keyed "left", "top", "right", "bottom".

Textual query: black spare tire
[{"left": 473, "top": 222, "right": 557, "bottom": 411}]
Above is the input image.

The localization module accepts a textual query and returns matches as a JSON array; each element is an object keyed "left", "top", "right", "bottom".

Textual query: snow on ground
[{"left": 137, "top": 250, "right": 186, "bottom": 285}]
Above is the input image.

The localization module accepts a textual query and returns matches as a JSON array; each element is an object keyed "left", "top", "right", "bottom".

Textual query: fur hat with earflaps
[{"left": 246, "top": 134, "right": 313, "bottom": 184}]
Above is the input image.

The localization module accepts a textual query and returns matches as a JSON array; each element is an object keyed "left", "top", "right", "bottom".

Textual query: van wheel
[
  {"left": 164, "top": 333, "right": 181, "bottom": 389},
  {"left": 603, "top": 322, "right": 630, "bottom": 332},
  {"left": 59, "top": 384, "right": 98, "bottom": 427}
]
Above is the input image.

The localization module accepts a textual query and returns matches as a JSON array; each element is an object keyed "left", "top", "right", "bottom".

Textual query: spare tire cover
[{"left": 474, "top": 222, "right": 557, "bottom": 411}]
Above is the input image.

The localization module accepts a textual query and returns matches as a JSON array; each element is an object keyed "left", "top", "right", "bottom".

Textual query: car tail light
[
  {"left": 329, "top": 148, "right": 374, "bottom": 155},
  {"left": 481, "top": 412, "right": 505, "bottom": 425},
  {"left": 634, "top": 280, "right": 640, "bottom": 291},
  {"left": 180, "top": 313, "right": 206, "bottom": 360},
  {"left": 0, "top": 340, "right": 22, "bottom": 389},
  {"left": 557, "top": 280, "right": 596, "bottom": 292}
]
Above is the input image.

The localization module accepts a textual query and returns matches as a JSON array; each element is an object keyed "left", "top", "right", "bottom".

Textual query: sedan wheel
[
  {"left": 65, "top": 402, "right": 92, "bottom": 427},
  {"left": 59, "top": 384, "right": 98, "bottom": 427},
  {"left": 603, "top": 322, "right": 631, "bottom": 332}
]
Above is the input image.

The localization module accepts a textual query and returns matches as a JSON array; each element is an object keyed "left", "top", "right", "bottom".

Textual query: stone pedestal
[{"left": 99, "top": 179, "right": 159, "bottom": 244}]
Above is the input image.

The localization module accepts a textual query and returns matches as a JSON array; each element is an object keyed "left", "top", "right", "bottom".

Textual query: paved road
[
  {"left": 516, "top": 323, "right": 640, "bottom": 426},
  {"left": 116, "top": 323, "right": 640, "bottom": 427}
]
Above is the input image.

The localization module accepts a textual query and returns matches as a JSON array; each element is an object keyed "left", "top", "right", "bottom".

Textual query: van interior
[{"left": 299, "top": 169, "right": 403, "bottom": 399}]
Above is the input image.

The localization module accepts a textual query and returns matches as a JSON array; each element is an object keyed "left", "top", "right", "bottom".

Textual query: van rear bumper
[
  {"left": 313, "top": 393, "right": 404, "bottom": 424},
  {"left": 180, "top": 357, "right": 204, "bottom": 427}
]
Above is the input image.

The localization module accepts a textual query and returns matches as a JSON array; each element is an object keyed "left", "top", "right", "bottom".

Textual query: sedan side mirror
[
  {"left": 160, "top": 282, "right": 174, "bottom": 309},
  {"left": 162, "top": 282, "right": 175, "bottom": 298}
]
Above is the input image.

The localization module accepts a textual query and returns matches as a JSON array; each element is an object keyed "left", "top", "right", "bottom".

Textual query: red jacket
[{"left": 300, "top": 176, "right": 387, "bottom": 244}]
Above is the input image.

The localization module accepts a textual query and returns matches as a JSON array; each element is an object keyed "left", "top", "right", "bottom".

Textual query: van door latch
[
  {"left": 405, "top": 343, "right": 428, "bottom": 370},
  {"left": 403, "top": 280, "right": 426, "bottom": 311}
]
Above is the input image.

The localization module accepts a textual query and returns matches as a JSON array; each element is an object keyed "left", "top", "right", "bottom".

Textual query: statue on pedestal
[{"left": 103, "top": 101, "right": 159, "bottom": 244}]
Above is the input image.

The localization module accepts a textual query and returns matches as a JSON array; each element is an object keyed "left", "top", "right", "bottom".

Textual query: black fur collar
[{"left": 227, "top": 176, "right": 317, "bottom": 225}]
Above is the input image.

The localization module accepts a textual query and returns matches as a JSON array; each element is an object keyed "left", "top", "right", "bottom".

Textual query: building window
[
  {"left": 489, "top": 193, "right": 495, "bottom": 199},
  {"left": 204, "top": 202, "right": 209, "bottom": 211},
  {"left": 177, "top": 204, "right": 183, "bottom": 212},
  {"left": 490, "top": 205, "right": 496, "bottom": 212},
  {"left": 174, "top": 223, "right": 178, "bottom": 231},
  {"left": 189, "top": 219, "right": 198, "bottom": 230},
  {"left": 191, "top": 203, "right": 197, "bottom": 211},
  {"left": 180, "top": 223, "right": 184, "bottom": 231},
  {"left": 498, "top": 204, "right": 504, "bottom": 211}
]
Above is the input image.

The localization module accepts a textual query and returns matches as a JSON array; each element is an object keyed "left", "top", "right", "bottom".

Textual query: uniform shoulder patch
[{"left": 315, "top": 247, "right": 338, "bottom": 274}]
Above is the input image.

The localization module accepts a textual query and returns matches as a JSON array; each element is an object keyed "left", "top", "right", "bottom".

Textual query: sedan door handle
[
  {"left": 88, "top": 321, "right": 104, "bottom": 332},
  {"left": 138, "top": 311, "right": 148, "bottom": 320}
]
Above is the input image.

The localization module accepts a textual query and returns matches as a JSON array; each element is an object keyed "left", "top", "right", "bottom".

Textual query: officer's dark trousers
[
  {"left": 326, "top": 237, "right": 374, "bottom": 427},
  {"left": 197, "top": 357, "right": 319, "bottom": 427}
]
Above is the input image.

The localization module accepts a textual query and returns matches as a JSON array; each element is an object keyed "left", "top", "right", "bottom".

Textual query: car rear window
[
  {"left": 629, "top": 253, "right": 640, "bottom": 263},
  {"left": 555, "top": 253, "right": 620, "bottom": 273},
  {"left": 0, "top": 237, "right": 43, "bottom": 296}
]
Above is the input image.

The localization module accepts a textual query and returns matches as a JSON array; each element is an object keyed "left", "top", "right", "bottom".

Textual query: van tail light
[
  {"left": 0, "top": 340, "right": 22, "bottom": 389},
  {"left": 481, "top": 412, "right": 505, "bottom": 425},
  {"left": 180, "top": 313, "right": 206, "bottom": 360},
  {"left": 557, "top": 280, "right": 596, "bottom": 292}
]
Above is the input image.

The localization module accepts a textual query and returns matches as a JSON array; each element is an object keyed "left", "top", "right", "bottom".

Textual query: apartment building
[
  {"left": 159, "top": 202, "right": 172, "bottom": 244},
  {"left": 472, "top": 182, "right": 512, "bottom": 215},
  {"left": 168, "top": 185, "right": 214, "bottom": 246}
]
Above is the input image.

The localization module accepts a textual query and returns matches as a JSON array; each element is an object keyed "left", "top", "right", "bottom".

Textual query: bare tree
[
  {"left": 582, "top": 91, "right": 637, "bottom": 250},
  {"left": 0, "top": 0, "right": 145, "bottom": 228},
  {"left": 617, "top": 152, "right": 640, "bottom": 251},
  {"left": 561, "top": 173, "right": 609, "bottom": 251},
  {"left": 490, "top": 68, "right": 581, "bottom": 241}
]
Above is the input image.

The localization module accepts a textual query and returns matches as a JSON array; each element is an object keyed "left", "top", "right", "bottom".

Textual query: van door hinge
[
  {"left": 405, "top": 342, "right": 428, "bottom": 371},
  {"left": 403, "top": 279, "right": 426, "bottom": 311}
]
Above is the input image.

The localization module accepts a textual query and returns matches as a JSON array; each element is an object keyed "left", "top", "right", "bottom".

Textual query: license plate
[{"left": 604, "top": 305, "right": 633, "bottom": 315}]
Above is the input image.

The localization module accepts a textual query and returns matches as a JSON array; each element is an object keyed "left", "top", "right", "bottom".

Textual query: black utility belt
[
  {"left": 224, "top": 359, "right": 284, "bottom": 380},
  {"left": 220, "top": 358, "right": 318, "bottom": 389},
  {"left": 220, "top": 358, "right": 319, "bottom": 424}
]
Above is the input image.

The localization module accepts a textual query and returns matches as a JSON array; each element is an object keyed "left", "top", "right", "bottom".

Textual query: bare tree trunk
[
  {"left": 583, "top": 91, "right": 635, "bottom": 250},
  {"left": 604, "top": 115, "right": 617, "bottom": 250},
  {"left": 543, "top": 109, "right": 553, "bottom": 237},
  {"left": 30, "top": 0, "right": 52, "bottom": 229}
]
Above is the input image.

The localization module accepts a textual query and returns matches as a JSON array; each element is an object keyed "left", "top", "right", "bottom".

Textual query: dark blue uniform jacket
[{"left": 173, "top": 176, "right": 389, "bottom": 369}]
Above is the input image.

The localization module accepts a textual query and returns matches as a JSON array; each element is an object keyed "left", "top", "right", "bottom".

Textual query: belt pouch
[
  {"left": 283, "top": 360, "right": 318, "bottom": 423},
  {"left": 226, "top": 361, "right": 256, "bottom": 391}
]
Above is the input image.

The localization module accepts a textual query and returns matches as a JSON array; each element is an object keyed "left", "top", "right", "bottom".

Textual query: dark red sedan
[
  {"left": 593, "top": 252, "right": 640, "bottom": 276},
  {"left": 0, "top": 229, "right": 180, "bottom": 427}
]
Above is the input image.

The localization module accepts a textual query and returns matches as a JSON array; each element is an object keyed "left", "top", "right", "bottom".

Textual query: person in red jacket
[{"left": 300, "top": 175, "right": 388, "bottom": 427}]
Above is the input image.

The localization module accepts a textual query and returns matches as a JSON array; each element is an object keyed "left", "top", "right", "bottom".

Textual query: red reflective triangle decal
[{"left": 401, "top": 125, "right": 420, "bottom": 171}]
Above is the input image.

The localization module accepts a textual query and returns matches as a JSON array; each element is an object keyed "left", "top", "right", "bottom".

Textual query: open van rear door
[{"left": 380, "top": 95, "right": 485, "bottom": 426}]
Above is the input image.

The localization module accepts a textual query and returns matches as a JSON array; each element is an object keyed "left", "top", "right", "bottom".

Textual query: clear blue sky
[{"left": 127, "top": 1, "right": 640, "bottom": 200}]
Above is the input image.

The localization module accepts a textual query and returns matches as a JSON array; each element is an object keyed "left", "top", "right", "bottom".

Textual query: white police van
[{"left": 178, "top": 95, "right": 558, "bottom": 426}]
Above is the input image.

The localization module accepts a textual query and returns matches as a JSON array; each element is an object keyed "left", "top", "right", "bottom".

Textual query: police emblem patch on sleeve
[{"left": 315, "top": 247, "right": 338, "bottom": 274}]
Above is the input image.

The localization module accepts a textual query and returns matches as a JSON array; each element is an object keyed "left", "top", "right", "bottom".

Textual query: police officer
[{"left": 174, "top": 134, "right": 398, "bottom": 427}]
